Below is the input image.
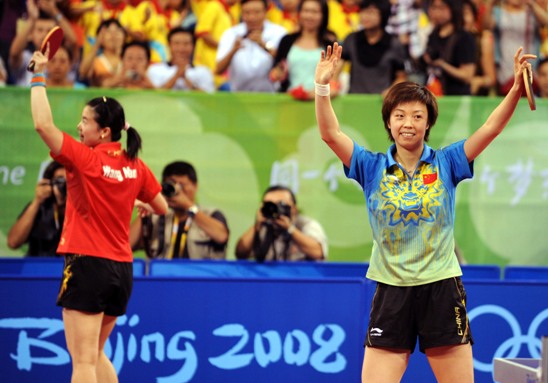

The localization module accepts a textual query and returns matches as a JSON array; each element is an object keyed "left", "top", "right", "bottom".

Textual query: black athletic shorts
[
  {"left": 56, "top": 254, "right": 133, "bottom": 317},
  {"left": 365, "top": 276, "right": 473, "bottom": 353}
]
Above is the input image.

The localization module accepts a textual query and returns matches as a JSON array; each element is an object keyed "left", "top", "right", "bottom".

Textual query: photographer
[
  {"left": 235, "top": 185, "right": 327, "bottom": 261},
  {"left": 129, "top": 161, "right": 229, "bottom": 259},
  {"left": 7, "top": 161, "right": 66, "bottom": 256}
]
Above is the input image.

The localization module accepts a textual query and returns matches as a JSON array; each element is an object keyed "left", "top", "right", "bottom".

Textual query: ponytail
[
  {"left": 87, "top": 97, "right": 143, "bottom": 160},
  {"left": 125, "top": 125, "right": 142, "bottom": 160}
]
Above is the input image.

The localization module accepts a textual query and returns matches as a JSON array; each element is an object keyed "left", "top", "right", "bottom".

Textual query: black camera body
[
  {"left": 51, "top": 177, "right": 67, "bottom": 198},
  {"left": 261, "top": 201, "right": 291, "bottom": 220},
  {"left": 161, "top": 180, "right": 180, "bottom": 197}
]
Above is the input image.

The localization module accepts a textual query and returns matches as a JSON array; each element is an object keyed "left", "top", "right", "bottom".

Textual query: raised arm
[
  {"left": 30, "top": 48, "right": 64, "bottom": 155},
  {"left": 314, "top": 42, "right": 354, "bottom": 168},
  {"left": 463, "top": 47, "right": 536, "bottom": 162}
]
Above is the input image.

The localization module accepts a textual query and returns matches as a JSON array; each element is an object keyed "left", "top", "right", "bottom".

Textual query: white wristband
[
  {"left": 315, "top": 82, "right": 330, "bottom": 97},
  {"left": 287, "top": 224, "right": 296, "bottom": 235}
]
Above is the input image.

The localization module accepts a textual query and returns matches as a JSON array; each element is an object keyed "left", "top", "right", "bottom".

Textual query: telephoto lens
[
  {"left": 161, "top": 180, "right": 179, "bottom": 197},
  {"left": 260, "top": 201, "right": 291, "bottom": 219},
  {"left": 51, "top": 177, "right": 67, "bottom": 197}
]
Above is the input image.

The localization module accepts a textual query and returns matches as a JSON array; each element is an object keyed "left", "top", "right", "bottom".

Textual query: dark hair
[
  {"left": 168, "top": 26, "right": 195, "bottom": 44},
  {"left": 55, "top": 44, "right": 73, "bottom": 63},
  {"left": 263, "top": 185, "right": 297, "bottom": 205},
  {"left": 162, "top": 161, "right": 197, "bottom": 183},
  {"left": 240, "top": 0, "right": 268, "bottom": 8},
  {"left": 122, "top": 41, "right": 151, "bottom": 63},
  {"left": 360, "top": 0, "right": 391, "bottom": 29},
  {"left": 37, "top": 10, "right": 55, "bottom": 21},
  {"left": 298, "top": 0, "right": 331, "bottom": 46},
  {"left": 462, "top": 0, "right": 478, "bottom": 21},
  {"left": 96, "top": 18, "right": 127, "bottom": 37},
  {"left": 381, "top": 82, "right": 438, "bottom": 142},
  {"left": 86, "top": 97, "right": 142, "bottom": 159},
  {"left": 429, "top": 0, "right": 464, "bottom": 31},
  {"left": 42, "top": 161, "right": 64, "bottom": 180},
  {"left": 537, "top": 57, "right": 548, "bottom": 71}
]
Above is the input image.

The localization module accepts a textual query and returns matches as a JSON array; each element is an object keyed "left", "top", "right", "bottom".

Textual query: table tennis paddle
[
  {"left": 26, "top": 26, "right": 64, "bottom": 72},
  {"left": 523, "top": 66, "right": 536, "bottom": 111}
]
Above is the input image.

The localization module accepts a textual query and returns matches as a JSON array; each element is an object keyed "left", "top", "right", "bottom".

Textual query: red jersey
[{"left": 52, "top": 132, "right": 161, "bottom": 262}]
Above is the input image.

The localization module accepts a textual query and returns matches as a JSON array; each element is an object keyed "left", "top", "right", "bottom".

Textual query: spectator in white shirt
[
  {"left": 147, "top": 27, "right": 215, "bottom": 92},
  {"left": 215, "top": 0, "right": 287, "bottom": 92}
]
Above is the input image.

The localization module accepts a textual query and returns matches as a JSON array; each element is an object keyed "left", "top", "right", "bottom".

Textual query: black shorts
[
  {"left": 56, "top": 254, "right": 133, "bottom": 317},
  {"left": 366, "top": 277, "right": 473, "bottom": 353}
]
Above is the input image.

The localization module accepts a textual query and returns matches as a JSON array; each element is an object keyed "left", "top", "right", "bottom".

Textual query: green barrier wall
[{"left": 1, "top": 87, "right": 547, "bottom": 265}]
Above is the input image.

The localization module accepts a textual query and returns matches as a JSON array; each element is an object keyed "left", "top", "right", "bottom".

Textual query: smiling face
[
  {"left": 299, "top": 0, "right": 324, "bottom": 32},
  {"left": 359, "top": 5, "right": 382, "bottom": 31},
  {"left": 32, "top": 18, "right": 56, "bottom": 49},
  {"left": 47, "top": 46, "right": 71, "bottom": 83},
  {"left": 428, "top": 0, "right": 452, "bottom": 28},
  {"left": 77, "top": 106, "right": 104, "bottom": 147},
  {"left": 388, "top": 102, "right": 429, "bottom": 151},
  {"left": 122, "top": 44, "right": 150, "bottom": 73},
  {"left": 169, "top": 31, "right": 194, "bottom": 63},
  {"left": 241, "top": 0, "right": 267, "bottom": 31}
]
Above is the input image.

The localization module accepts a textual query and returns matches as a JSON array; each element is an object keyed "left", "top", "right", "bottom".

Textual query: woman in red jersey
[{"left": 29, "top": 48, "right": 168, "bottom": 383}]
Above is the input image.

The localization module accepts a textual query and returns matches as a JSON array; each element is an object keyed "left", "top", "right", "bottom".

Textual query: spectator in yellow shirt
[
  {"left": 267, "top": 0, "right": 300, "bottom": 33},
  {"left": 136, "top": 0, "right": 181, "bottom": 63},
  {"left": 328, "top": 0, "right": 360, "bottom": 41},
  {"left": 72, "top": 0, "right": 144, "bottom": 57},
  {"left": 193, "top": 0, "right": 240, "bottom": 88}
]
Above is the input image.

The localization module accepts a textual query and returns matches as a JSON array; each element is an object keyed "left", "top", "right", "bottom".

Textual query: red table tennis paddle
[
  {"left": 523, "top": 66, "right": 536, "bottom": 111},
  {"left": 27, "top": 26, "right": 64, "bottom": 72}
]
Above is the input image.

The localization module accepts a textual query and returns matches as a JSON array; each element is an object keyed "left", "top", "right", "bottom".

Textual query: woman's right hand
[
  {"left": 30, "top": 45, "right": 49, "bottom": 74},
  {"left": 315, "top": 42, "right": 342, "bottom": 85}
]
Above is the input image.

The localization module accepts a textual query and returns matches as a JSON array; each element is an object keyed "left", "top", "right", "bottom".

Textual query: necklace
[{"left": 395, "top": 153, "right": 419, "bottom": 176}]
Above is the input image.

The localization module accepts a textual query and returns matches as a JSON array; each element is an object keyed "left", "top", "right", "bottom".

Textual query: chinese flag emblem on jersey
[{"left": 423, "top": 173, "right": 438, "bottom": 184}]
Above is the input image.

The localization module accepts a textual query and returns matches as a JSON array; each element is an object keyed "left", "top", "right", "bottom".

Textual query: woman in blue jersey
[{"left": 314, "top": 42, "right": 535, "bottom": 383}]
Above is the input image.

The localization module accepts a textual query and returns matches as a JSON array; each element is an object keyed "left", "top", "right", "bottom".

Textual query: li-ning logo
[
  {"left": 370, "top": 328, "right": 383, "bottom": 337},
  {"left": 455, "top": 307, "right": 464, "bottom": 336}
]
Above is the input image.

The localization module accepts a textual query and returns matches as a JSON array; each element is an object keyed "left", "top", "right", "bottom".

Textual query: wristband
[
  {"left": 30, "top": 81, "right": 46, "bottom": 88},
  {"left": 32, "top": 73, "right": 45, "bottom": 78},
  {"left": 314, "top": 82, "right": 330, "bottom": 97},
  {"left": 287, "top": 224, "right": 296, "bottom": 235},
  {"left": 188, "top": 204, "right": 199, "bottom": 216}
]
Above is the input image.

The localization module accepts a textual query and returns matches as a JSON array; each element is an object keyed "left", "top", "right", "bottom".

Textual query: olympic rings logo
[{"left": 468, "top": 305, "right": 548, "bottom": 373}]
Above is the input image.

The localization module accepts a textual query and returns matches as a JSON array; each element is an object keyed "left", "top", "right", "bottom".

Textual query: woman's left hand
[
  {"left": 315, "top": 42, "right": 342, "bottom": 85},
  {"left": 135, "top": 200, "right": 154, "bottom": 218}
]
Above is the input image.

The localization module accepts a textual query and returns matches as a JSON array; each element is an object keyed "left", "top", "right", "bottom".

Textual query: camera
[
  {"left": 260, "top": 201, "right": 291, "bottom": 220},
  {"left": 161, "top": 180, "right": 180, "bottom": 197},
  {"left": 126, "top": 70, "right": 140, "bottom": 81},
  {"left": 51, "top": 177, "right": 66, "bottom": 198}
]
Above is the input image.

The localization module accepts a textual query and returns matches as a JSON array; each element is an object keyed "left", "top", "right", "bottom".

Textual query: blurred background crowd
[{"left": 1, "top": 0, "right": 548, "bottom": 98}]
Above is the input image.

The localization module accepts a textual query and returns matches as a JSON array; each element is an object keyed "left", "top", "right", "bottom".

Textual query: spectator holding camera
[
  {"left": 101, "top": 41, "right": 155, "bottom": 89},
  {"left": 235, "top": 185, "right": 327, "bottom": 262},
  {"left": 7, "top": 161, "right": 66, "bottom": 256},
  {"left": 129, "top": 161, "right": 229, "bottom": 259}
]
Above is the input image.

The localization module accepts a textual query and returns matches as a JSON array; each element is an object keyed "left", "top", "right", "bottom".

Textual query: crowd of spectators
[{"left": 1, "top": 0, "right": 548, "bottom": 96}]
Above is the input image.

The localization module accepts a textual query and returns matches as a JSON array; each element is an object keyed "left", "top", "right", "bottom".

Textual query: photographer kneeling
[
  {"left": 129, "top": 161, "right": 229, "bottom": 259},
  {"left": 235, "top": 185, "right": 327, "bottom": 261}
]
